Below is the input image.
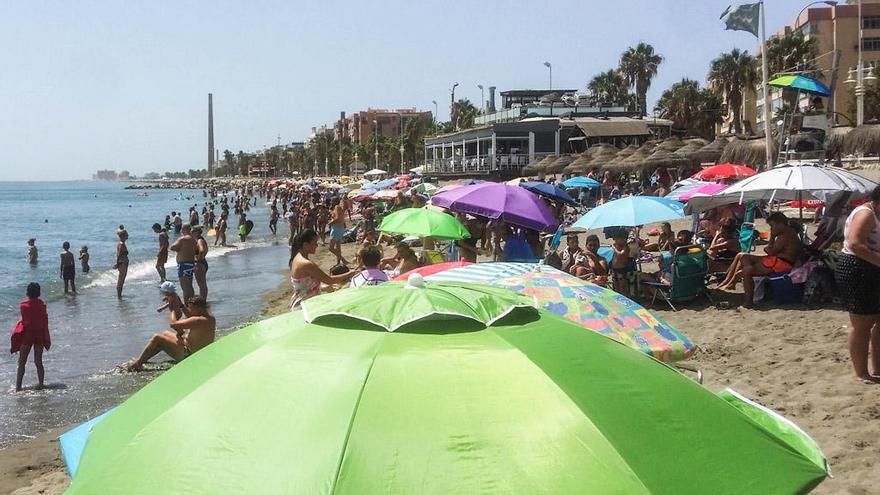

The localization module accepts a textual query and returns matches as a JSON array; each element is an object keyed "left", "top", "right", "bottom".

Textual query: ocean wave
[{"left": 81, "top": 238, "right": 280, "bottom": 289}]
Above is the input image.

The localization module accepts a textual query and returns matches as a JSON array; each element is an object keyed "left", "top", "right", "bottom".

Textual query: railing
[{"left": 423, "top": 153, "right": 551, "bottom": 174}]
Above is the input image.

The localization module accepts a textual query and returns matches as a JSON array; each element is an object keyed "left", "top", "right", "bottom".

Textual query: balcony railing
[{"left": 423, "top": 153, "right": 552, "bottom": 174}]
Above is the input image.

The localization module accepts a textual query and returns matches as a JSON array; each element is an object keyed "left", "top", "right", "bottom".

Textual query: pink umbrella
[
  {"left": 678, "top": 183, "right": 728, "bottom": 201},
  {"left": 691, "top": 163, "right": 756, "bottom": 181},
  {"left": 431, "top": 182, "right": 559, "bottom": 232}
]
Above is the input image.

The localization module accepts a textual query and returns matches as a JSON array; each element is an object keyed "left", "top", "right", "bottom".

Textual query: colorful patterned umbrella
[
  {"left": 768, "top": 75, "right": 831, "bottom": 97},
  {"left": 493, "top": 271, "right": 695, "bottom": 362}
]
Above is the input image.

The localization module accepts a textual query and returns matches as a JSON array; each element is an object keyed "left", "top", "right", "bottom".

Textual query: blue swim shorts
[
  {"left": 330, "top": 224, "right": 345, "bottom": 241},
  {"left": 178, "top": 261, "right": 196, "bottom": 279}
]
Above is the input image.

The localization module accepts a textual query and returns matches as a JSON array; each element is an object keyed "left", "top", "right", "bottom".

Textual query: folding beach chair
[{"left": 643, "top": 244, "right": 713, "bottom": 311}]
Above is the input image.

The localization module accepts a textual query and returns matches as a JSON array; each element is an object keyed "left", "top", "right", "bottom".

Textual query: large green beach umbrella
[
  {"left": 378, "top": 207, "right": 471, "bottom": 240},
  {"left": 66, "top": 281, "right": 828, "bottom": 494}
]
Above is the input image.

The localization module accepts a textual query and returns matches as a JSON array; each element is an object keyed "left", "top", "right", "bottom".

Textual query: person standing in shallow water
[
  {"left": 60, "top": 241, "right": 76, "bottom": 294},
  {"left": 170, "top": 224, "right": 198, "bottom": 302},
  {"left": 27, "top": 238, "right": 38, "bottom": 264},
  {"left": 12, "top": 283, "right": 50, "bottom": 391},
  {"left": 115, "top": 227, "right": 129, "bottom": 298},
  {"left": 153, "top": 223, "right": 169, "bottom": 283},
  {"left": 193, "top": 226, "right": 209, "bottom": 300}
]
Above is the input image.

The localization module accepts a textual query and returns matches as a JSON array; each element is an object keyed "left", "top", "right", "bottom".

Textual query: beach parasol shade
[
  {"left": 678, "top": 183, "right": 729, "bottom": 202},
  {"left": 303, "top": 280, "right": 536, "bottom": 331},
  {"left": 769, "top": 75, "right": 831, "bottom": 97},
  {"left": 431, "top": 182, "right": 559, "bottom": 232},
  {"left": 65, "top": 281, "right": 829, "bottom": 494},
  {"left": 686, "top": 162, "right": 880, "bottom": 213},
  {"left": 412, "top": 182, "right": 439, "bottom": 196},
  {"left": 532, "top": 154, "right": 558, "bottom": 174},
  {"left": 691, "top": 136, "right": 729, "bottom": 164},
  {"left": 562, "top": 153, "right": 591, "bottom": 174},
  {"left": 842, "top": 124, "right": 880, "bottom": 157},
  {"left": 378, "top": 207, "right": 470, "bottom": 240},
  {"left": 563, "top": 176, "right": 601, "bottom": 188},
  {"left": 719, "top": 136, "right": 774, "bottom": 169},
  {"left": 546, "top": 154, "right": 574, "bottom": 174},
  {"left": 572, "top": 196, "right": 685, "bottom": 230},
  {"left": 370, "top": 189, "right": 402, "bottom": 201},
  {"left": 424, "top": 261, "right": 567, "bottom": 283},
  {"left": 520, "top": 181, "right": 579, "bottom": 206},
  {"left": 638, "top": 147, "right": 691, "bottom": 173},
  {"left": 492, "top": 271, "right": 695, "bottom": 362},
  {"left": 391, "top": 261, "right": 473, "bottom": 281},
  {"left": 608, "top": 141, "right": 658, "bottom": 173},
  {"left": 657, "top": 136, "right": 686, "bottom": 152},
  {"left": 363, "top": 168, "right": 388, "bottom": 176},
  {"left": 664, "top": 178, "right": 715, "bottom": 201},
  {"left": 691, "top": 163, "right": 756, "bottom": 181}
]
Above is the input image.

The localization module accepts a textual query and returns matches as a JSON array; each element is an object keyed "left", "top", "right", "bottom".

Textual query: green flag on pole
[{"left": 721, "top": 2, "right": 760, "bottom": 38}]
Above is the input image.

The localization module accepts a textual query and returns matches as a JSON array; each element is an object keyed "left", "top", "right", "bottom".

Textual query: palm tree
[
  {"left": 619, "top": 42, "right": 663, "bottom": 117},
  {"left": 452, "top": 99, "right": 479, "bottom": 130},
  {"left": 708, "top": 48, "right": 757, "bottom": 135},
  {"left": 765, "top": 31, "right": 819, "bottom": 110},
  {"left": 587, "top": 69, "right": 632, "bottom": 106},
  {"left": 655, "top": 79, "right": 723, "bottom": 139}
]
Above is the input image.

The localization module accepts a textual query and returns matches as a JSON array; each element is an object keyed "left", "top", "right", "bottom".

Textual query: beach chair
[
  {"left": 643, "top": 244, "right": 713, "bottom": 311},
  {"left": 739, "top": 222, "right": 756, "bottom": 253}
]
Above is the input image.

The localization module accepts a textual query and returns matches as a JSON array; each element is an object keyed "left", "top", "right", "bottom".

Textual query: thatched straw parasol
[
  {"left": 546, "top": 154, "right": 575, "bottom": 174},
  {"left": 657, "top": 136, "right": 686, "bottom": 152},
  {"left": 521, "top": 155, "right": 549, "bottom": 175},
  {"left": 587, "top": 147, "right": 620, "bottom": 171},
  {"left": 690, "top": 136, "right": 729, "bottom": 164},
  {"left": 842, "top": 124, "right": 880, "bottom": 157},
  {"left": 606, "top": 141, "right": 658, "bottom": 173},
  {"left": 583, "top": 143, "right": 618, "bottom": 158},
  {"left": 563, "top": 153, "right": 592, "bottom": 174},
  {"left": 528, "top": 154, "right": 558, "bottom": 175},
  {"left": 719, "top": 136, "right": 774, "bottom": 169},
  {"left": 601, "top": 144, "right": 639, "bottom": 171},
  {"left": 825, "top": 126, "right": 853, "bottom": 161},
  {"left": 638, "top": 148, "right": 692, "bottom": 173}
]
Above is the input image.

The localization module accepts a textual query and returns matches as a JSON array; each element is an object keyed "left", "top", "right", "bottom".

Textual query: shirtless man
[
  {"left": 152, "top": 223, "right": 169, "bottom": 282},
  {"left": 120, "top": 295, "right": 216, "bottom": 371},
  {"left": 170, "top": 224, "right": 198, "bottom": 301},
  {"left": 718, "top": 212, "right": 800, "bottom": 308},
  {"left": 328, "top": 198, "right": 349, "bottom": 265}
]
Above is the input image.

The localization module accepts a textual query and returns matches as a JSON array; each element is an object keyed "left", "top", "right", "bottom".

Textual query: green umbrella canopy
[
  {"left": 304, "top": 279, "right": 535, "bottom": 331},
  {"left": 66, "top": 283, "right": 829, "bottom": 494},
  {"left": 378, "top": 207, "right": 471, "bottom": 240}
]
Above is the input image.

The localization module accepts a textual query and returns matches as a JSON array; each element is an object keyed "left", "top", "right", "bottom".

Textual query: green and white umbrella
[
  {"left": 65, "top": 281, "right": 829, "bottom": 494},
  {"left": 378, "top": 207, "right": 471, "bottom": 240}
]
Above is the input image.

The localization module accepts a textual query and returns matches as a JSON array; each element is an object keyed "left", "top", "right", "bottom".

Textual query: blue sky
[{"left": 0, "top": 0, "right": 812, "bottom": 180}]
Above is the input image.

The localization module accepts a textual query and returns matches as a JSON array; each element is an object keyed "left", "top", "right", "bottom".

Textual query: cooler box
[{"left": 768, "top": 272, "right": 804, "bottom": 304}]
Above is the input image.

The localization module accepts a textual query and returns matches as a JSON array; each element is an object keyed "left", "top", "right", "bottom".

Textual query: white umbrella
[
  {"left": 364, "top": 168, "right": 387, "bottom": 176},
  {"left": 686, "top": 162, "right": 878, "bottom": 213}
]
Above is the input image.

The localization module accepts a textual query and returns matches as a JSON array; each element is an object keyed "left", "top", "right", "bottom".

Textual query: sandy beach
[{"left": 2, "top": 226, "right": 877, "bottom": 494}]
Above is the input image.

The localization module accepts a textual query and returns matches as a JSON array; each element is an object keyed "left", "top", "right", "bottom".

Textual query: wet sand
[{"left": 2, "top": 225, "right": 877, "bottom": 494}]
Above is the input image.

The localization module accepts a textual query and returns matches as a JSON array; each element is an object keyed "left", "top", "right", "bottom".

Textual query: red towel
[{"left": 10, "top": 298, "right": 50, "bottom": 354}]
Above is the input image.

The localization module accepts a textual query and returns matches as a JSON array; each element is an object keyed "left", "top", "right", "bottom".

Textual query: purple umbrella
[{"left": 431, "top": 182, "right": 559, "bottom": 232}]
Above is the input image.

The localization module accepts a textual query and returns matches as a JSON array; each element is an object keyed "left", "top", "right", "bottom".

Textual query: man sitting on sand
[
  {"left": 120, "top": 295, "right": 215, "bottom": 371},
  {"left": 718, "top": 212, "right": 800, "bottom": 308}
]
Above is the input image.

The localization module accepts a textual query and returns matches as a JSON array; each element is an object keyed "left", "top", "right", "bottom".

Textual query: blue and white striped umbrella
[{"left": 424, "top": 262, "right": 565, "bottom": 283}]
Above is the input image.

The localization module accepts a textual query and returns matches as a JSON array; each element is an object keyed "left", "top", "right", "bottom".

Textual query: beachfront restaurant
[{"left": 422, "top": 117, "right": 672, "bottom": 178}]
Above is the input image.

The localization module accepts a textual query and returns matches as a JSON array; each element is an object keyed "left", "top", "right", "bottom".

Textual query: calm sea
[{"left": 0, "top": 181, "right": 291, "bottom": 447}]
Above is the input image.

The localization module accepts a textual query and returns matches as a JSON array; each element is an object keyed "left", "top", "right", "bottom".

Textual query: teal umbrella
[
  {"left": 769, "top": 75, "right": 831, "bottom": 97},
  {"left": 65, "top": 282, "right": 829, "bottom": 494}
]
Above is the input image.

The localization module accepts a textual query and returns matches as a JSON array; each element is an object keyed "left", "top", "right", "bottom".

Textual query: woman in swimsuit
[
  {"left": 289, "top": 229, "right": 355, "bottom": 310},
  {"left": 193, "top": 226, "right": 209, "bottom": 300},
  {"left": 114, "top": 226, "right": 129, "bottom": 299}
]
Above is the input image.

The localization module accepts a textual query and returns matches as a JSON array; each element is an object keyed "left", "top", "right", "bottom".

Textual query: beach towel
[{"left": 10, "top": 298, "right": 50, "bottom": 354}]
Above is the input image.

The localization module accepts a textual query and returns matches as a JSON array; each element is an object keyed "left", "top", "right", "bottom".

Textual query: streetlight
[
  {"left": 373, "top": 119, "right": 379, "bottom": 170},
  {"left": 431, "top": 100, "right": 438, "bottom": 122},
  {"left": 354, "top": 151, "right": 359, "bottom": 178},
  {"left": 844, "top": 0, "right": 876, "bottom": 126},
  {"left": 450, "top": 82, "right": 459, "bottom": 128},
  {"left": 399, "top": 144, "right": 405, "bottom": 175},
  {"left": 543, "top": 61, "right": 552, "bottom": 90},
  {"left": 477, "top": 84, "right": 485, "bottom": 113}
]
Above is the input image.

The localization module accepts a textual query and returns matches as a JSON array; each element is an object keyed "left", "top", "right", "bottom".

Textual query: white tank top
[{"left": 843, "top": 204, "right": 880, "bottom": 256}]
